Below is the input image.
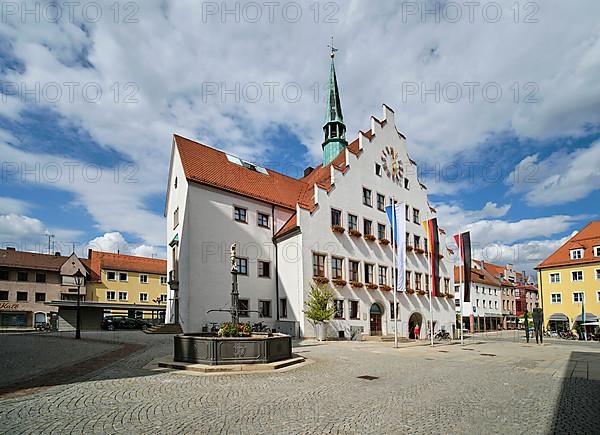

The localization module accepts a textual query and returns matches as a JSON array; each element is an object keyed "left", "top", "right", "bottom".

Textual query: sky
[{"left": 0, "top": 0, "right": 599, "bottom": 278}]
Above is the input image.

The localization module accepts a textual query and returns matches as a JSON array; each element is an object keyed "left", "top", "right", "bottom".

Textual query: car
[{"left": 101, "top": 316, "right": 152, "bottom": 331}]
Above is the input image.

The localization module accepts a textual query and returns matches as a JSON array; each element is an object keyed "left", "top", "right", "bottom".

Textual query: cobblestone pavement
[{"left": 0, "top": 333, "right": 599, "bottom": 434}]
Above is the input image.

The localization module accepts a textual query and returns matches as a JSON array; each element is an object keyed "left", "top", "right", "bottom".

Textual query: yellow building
[
  {"left": 536, "top": 221, "right": 600, "bottom": 333},
  {"left": 85, "top": 249, "right": 168, "bottom": 320}
]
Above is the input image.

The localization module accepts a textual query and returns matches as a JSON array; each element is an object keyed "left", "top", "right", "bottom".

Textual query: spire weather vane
[{"left": 328, "top": 36, "right": 338, "bottom": 58}]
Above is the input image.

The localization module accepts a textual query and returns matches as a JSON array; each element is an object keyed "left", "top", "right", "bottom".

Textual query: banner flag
[
  {"left": 386, "top": 202, "right": 405, "bottom": 291},
  {"left": 422, "top": 218, "right": 440, "bottom": 297},
  {"left": 453, "top": 232, "right": 472, "bottom": 302}
]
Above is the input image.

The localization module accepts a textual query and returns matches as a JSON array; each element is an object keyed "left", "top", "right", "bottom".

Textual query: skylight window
[{"left": 226, "top": 154, "right": 268, "bottom": 175}]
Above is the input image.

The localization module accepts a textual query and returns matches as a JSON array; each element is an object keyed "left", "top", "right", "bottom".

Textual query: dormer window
[
  {"left": 594, "top": 246, "right": 600, "bottom": 257},
  {"left": 570, "top": 249, "right": 583, "bottom": 260}
]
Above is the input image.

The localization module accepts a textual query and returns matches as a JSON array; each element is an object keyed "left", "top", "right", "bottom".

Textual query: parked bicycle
[
  {"left": 35, "top": 322, "right": 51, "bottom": 332},
  {"left": 252, "top": 321, "right": 270, "bottom": 333},
  {"left": 559, "top": 330, "right": 577, "bottom": 340}
]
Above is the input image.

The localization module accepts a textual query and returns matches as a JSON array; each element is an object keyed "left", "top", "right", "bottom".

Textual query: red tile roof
[
  {"left": 0, "top": 248, "right": 69, "bottom": 271},
  {"left": 535, "top": 221, "right": 600, "bottom": 269},
  {"left": 87, "top": 250, "right": 166, "bottom": 281},
  {"left": 274, "top": 213, "right": 298, "bottom": 238}
]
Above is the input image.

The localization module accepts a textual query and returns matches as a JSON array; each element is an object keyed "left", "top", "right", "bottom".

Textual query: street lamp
[{"left": 73, "top": 268, "right": 85, "bottom": 340}]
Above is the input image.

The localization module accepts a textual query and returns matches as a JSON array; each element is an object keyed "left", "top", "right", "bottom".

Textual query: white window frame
[
  {"left": 160, "top": 276, "right": 167, "bottom": 285},
  {"left": 107, "top": 271, "right": 117, "bottom": 281},
  {"left": 550, "top": 293, "right": 562, "bottom": 304},
  {"left": 118, "top": 291, "right": 128, "bottom": 301},
  {"left": 597, "top": 291, "right": 600, "bottom": 303},
  {"left": 139, "top": 274, "right": 148, "bottom": 284},
  {"left": 572, "top": 292, "right": 584, "bottom": 303},
  {"left": 570, "top": 249, "right": 583, "bottom": 260},
  {"left": 595, "top": 269, "right": 600, "bottom": 280},
  {"left": 233, "top": 205, "right": 248, "bottom": 223},
  {"left": 119, "top": 272, "right": 128, "bottom": 282},
  {"left": 571, "top": 270, "right": 583, "bottom": 282},
  {"left": 106, "top": 290, "right": 116, "bottom": 301},
  {"left": 549, "top": 272, "right": 560, "bottom": 283},
  {"left": 139, "top": 292, "right": 148, "bottom": 302},
  {"left": 257, "top": 211, "right": 270, "bottom": 229},
  {"left": 594, "top": 246, "right": 600, "bottom": 257}
]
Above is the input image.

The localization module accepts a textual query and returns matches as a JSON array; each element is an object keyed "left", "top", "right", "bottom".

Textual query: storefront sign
[{"left": 0, "top": 303, "right": 19, "bottom": 310}]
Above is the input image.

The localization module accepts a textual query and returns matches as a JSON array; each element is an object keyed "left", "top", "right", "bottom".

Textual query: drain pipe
[{"left": 273, "top": 204, "right": 280, "bottom": 324}]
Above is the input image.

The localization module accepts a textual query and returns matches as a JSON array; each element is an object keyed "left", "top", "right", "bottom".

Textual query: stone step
[{"left": 143, "top": 323, "right": 182, "bottom": 334}]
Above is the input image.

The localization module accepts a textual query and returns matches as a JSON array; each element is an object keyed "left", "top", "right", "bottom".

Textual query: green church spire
[{"left": 322, "top": 39, "right": 347, "bottom": 166}]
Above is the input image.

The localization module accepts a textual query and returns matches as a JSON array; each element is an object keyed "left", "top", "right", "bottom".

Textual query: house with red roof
[{"left": 165, "top": 51, "right": 456, "bottom": 338}]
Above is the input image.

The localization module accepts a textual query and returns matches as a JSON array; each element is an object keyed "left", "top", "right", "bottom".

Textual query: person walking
[{"left": 414, "top": 323, "right": 420, "bottom": 340}]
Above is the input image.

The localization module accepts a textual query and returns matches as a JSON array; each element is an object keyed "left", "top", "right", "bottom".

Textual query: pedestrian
[{"left": 414, "top": 323, "right": 420, "bottom": 340}]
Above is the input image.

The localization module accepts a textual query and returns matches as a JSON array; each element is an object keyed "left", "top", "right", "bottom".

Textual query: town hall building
[{"left": 165, "top": 50, "right": 456, "bottom": 338}]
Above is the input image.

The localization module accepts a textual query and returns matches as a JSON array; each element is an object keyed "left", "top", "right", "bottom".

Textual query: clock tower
[{"left": 322, "top": 43, "right": 347, "bottom": 166}]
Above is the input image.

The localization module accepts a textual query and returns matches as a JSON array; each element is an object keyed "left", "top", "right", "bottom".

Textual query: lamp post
[{"left": 73, "top": 268, "right": 85, "bottom": 340}]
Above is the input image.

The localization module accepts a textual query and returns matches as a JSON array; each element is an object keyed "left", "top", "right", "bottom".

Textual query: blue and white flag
[{"left": 385, "top": 202, "right": 406, "bottom": 291}]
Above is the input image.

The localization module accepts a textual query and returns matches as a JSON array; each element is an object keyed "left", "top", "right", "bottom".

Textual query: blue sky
[{"left": 1, "top": 0, "right": 599, "bottom": 277}]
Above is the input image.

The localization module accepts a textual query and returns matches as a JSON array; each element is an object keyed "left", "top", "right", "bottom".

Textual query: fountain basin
[{"left": 174, "top": 333, "right": 292, "bottom": 365}]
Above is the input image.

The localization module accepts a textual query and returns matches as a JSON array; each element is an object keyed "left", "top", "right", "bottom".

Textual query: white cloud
[
  {"left": 435, "top": 201, "right": 511, "bottom": 236},
  {"left": 86, "top": 231, "right": 165, "bottom": 259},
  {"left": 0, "top": 213, "right": 82, "bottom": 251},
  {"left": 506, "top": 139, "right": 600, "bottom": 206},
  {"left": 0, "top": 197, "right": 30, "bottom": 214}
]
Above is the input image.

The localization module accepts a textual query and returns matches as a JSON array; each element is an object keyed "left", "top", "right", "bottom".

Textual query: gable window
[
  {"left": 549, "top": 273, "right": 560, "bottom": 283},
  {"left": 378, "top": 266, "right": 388, "bottom": 285},
  {"left": 550, "top": 293, "right": 561, "bottom": 304},
  {"left": 571, "top": 270, "right": 583, "bottom": 282},
  {"left": 119, "top": 272, "right": 128, "bottom": 282},
  {"left": 413, "top": 208, "right": 420, "bottom": 224},
  {"left": 594, "top": 246, "right": 600, "bottom": 257},
  {"left": 332, "top": 257, "right": 343, "bottom": 279},
  {"left": 234, "top": 206, "right": 247, "bottom": 223},
  {"left": 257, "top": 212, "right": 270, "bottom": 228},
  {"left": 235, "top": 258, "right": 248, "bottom": 275},
  {"left": 375, "top": 163, "right": 382, "bottom": 177},
  {"left": 404, "top": 178, "right": 410, "bottom": 190},
  {"left": 573, "top": 292, "right": 584, "bottom": 303},
  {"left": 279, "top": 298, "right": 288, "bottom": 318},
  {"left": 118, "top": 291, "right": 128, "bottom": 301},
  {"left": 258, "top": 260, "right": 271, "bottom": 278},
  {"left": 349, "top": 300, "right": 359, "bottom": 319},
  {"left": 139, "top": 293, "right": 148, "bottom": 302},
  {"left": 107, "top": 271, "right": 116, "bottom": 281},
  {"left": 331, "top": 208, "right": 342, "bottom": 227},
  {"left": 258, "top": 300, "right": 272, "bottom": 318},
  {"left": 313, "top": 253, "right": 326, "bottom": 277},
  {"left": 364, "top": 263, "right": 374, "bottom": 284},
  {"left": 238, "top": 299, "right": 249, "bottom": 317},
  {"left": 333, "top": 300, "right": 344, "bottom": 319},
  {"left": 349, "top": 260, "right": 360, "bottom": 282},
  {"left": 36, "top": 273, "right": 46, "bottom": 283},
  {"left": 570, "top": 249, "right": 583, "bottom": 260},
  {"left": 377, "top": 223, "right": 386, "bottom": 240},
  {"left": 362, "top": 188, "right": 372, "bottom": 207},
  {"left": 106, "top": 291, "right": 116, "bottom": 301},
  {"left": 348, "top": 214, "right": 358, "bottom": 231},
  {"left": 377, "top": 194, "right": 385, "bottom": 211},
  {"left": 17, "top": 272, "right": 28, "bottom": 282},
  {"left": 173, "top": 207, "right": 179, "bottom": 229},
  {"left": 139, "top": 274, "right": 148, "bottom": 284},
  {"left": 363, "top": 219, "right": 372, "bottom": 236}
]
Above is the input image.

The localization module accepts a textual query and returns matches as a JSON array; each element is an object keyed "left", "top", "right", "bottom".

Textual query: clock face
[{"left": 381, "top": 146, "right": 403, "bottom": 183}]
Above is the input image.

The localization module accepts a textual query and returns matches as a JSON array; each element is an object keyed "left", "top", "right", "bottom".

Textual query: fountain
[{"left": 173, "top": 244, "right": 292, "bottom": 365}]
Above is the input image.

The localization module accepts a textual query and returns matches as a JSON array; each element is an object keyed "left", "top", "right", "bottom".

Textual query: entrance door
[{"left": 370, "top": 304, "right": 382, "bottom": 336}]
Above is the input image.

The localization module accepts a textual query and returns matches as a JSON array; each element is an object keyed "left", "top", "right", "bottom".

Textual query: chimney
[
  {"left": 303, "top": 166, "right": 314, "bottom": 177},
  {"left": 54, "top": 251, "right": 61, "bottom": 256},
  {"left": 88, "top": 248, "right": 93, "bottom": 260},
  {"left": 6, "top": 247, "right": 16, "bottom": 251}
]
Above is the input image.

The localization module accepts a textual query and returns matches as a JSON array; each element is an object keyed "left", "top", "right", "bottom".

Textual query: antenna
[{"left": 46, "top": 234, "right": 55, "bottom": 254}]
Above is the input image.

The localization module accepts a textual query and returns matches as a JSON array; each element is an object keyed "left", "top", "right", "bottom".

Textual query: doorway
[
  {"left": 408, "top": 312, "right": 423, "bottom": 339},
  {"left": 369, "top": 303, "right": 383, "bottom": 336}
]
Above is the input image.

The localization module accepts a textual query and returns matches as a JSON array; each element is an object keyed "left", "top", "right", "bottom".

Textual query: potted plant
[
  {"left": 364, "top": 234, "right": 376, "bottom": 241},
  {"left": 350, "top": 281, "right": 364, "bottom": 288},
  {"left": 379, "top": 284, "right": 392, "bottom": 291},
  {"left": 379, "top": 238, "right": 390, "bottom": 245},
  {"left": 406, "top": 287, "right": 415, "bottom": 294},
  {"left": 304, "top": 284, "right": 336, "bottom": 341},
  {"left": 331, "top": 225, "right": 345, "bottom": 234},
  {"left": 365, "top": 283, "right": 378, "bottom": 290},
  {"left": 331, "top": 278, "right": 347, "bottom": 287},
  {"left": 415, "top": 247, "right": 425, "bottom": 254},
  {"left": 417, "top": 289, "right": 426, "bottom": 295},
  {"left": 348, "top": 229, "right": 362, "bottom": 237},
  {"left": 313, "top": 276, "right": 329, "bottom": 284},
  {"left": 406, "top": 244, "right": 413, "bottom": 251}
]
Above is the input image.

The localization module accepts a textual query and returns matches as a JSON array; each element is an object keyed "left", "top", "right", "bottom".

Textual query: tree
[{"left": 304, "top": 284, "right": 336, "bottom": 323}]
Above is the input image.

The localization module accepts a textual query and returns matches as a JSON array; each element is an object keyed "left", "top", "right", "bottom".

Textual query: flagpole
[
  {"left": 459, "top": 233, "right": 464, "bottom": 346},
  {"left": 392, "top": 197, "right": 398, "bottom": 349},
  {"left": 429, "top": 250, "right": 434, "bottom": 347}
]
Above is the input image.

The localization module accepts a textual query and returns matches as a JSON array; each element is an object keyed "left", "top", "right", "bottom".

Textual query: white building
[
  {"left": 454, "top": 260, "right": 502, "bottom": 332},
  {"left": 165, "top": 51, "right": 456, "bottom": 339}
]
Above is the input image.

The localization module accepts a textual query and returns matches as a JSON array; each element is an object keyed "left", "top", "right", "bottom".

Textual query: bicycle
[{"left": 252, "top": 321, "right": 271, "bottom": 333}]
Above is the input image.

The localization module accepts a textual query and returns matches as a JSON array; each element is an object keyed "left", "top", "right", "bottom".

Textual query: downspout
[{"left": 273, "top": 204, "right": 280, "bottom": 322}]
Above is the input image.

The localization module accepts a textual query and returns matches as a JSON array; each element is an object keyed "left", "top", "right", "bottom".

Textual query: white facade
[{"left": 166, "top": 105, "right": 456, "bottom": 338}]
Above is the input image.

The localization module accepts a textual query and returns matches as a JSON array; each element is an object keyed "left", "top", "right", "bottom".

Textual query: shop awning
[
  {"left": 548, "top": 313, "right": 569, "bottom": 322},
  {"left": 575, "top": 313, "right": 598, "bottom": 322}
]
